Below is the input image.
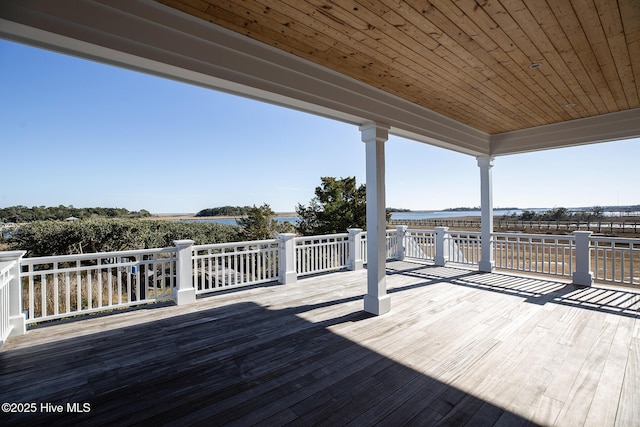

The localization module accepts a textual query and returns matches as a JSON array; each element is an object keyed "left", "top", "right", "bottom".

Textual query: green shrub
[{"left": 9, "top": 219, "right": 241, "bottom": 257}]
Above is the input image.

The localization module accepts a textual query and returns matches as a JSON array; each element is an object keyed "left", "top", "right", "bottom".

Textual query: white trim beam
[{"left": 490, "top": 109, "right": 640, "bottom": 156}]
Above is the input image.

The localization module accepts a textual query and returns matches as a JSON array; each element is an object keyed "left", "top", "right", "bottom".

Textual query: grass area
[{"left": 22, "top": 268, "right": 174, "bottom": 321}]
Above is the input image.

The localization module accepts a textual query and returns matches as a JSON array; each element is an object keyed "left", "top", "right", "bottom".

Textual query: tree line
[
  {"left": 195, "top": 206, "right": 254, "bottom": 217},
  {"left": 0, "top": 205, "right": 151, "bottom": 223},
  {"left": 3, "top": 177, "right": 374, "bottom": 257},
  {"left": 510, "top": 206, "right": 605, "bottom": 221}
]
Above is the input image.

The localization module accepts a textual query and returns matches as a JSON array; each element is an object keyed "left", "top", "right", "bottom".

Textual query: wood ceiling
[{"left": 156, "top": 0, "right": 640, "bottom": 135}]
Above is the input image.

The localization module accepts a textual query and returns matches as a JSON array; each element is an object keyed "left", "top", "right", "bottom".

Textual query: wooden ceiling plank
[
  {"left": 258, "top": 0, "right": 503, "bottom": 131},
  {"left": 594, "top": 0, "right": 639, "bottom": 107},
  {"left": 156, "top": 0, "right": 637, "bottom": 135},
  {"left": 201, "top": 1, "right": 334, "bottom": 53},
  {"left": 447, "top": 0, "right": 570, "bottom": 124},
  {"left": 476, "top": 0, "right": 582, "bottom": 122},
  {"left": 157, "top": 0, "right": 218, "bottom": 20},
  {"left": 159, "top": 0, "right": 336, "bottom": 61},
  {"left": 545, "top": 0, "right": 618, "bottom": 114},
  {"left": 308, "top": 2, "right": 491, "bottom": 104},
  {"left": 209, "top": 0, "right": 456, "bottom": 118},
  {"left": 497, "top": 0, "right": 588, "bottom": 120},
  {"left": 401, "top": 0, "right": 558, "bottom": 128},
  {"left": 381, "top": 0, "right": 546, "bottom": 129},
  {"left": 571, "top": 0, "right": 630, "bottom": 111},
  {"left": 296, "top": 0, "right": 523, "bottom": 131},
  {"left": 270, "top": 0, "right": 499, "bottom": 130},
  {"left": 619, "top": 0, "right": 640, "bottom": 102},
  {"left": 191, "top": 0, "right": 414, "bottom": 99},
  {"left": 343, "top": 0, "right": 535, "bottom": 131},
  {"left": 369, "top": 0, "right": 541, "bottom": 130},
  {"left": 526, "top": 0, "right": 605, "bottom": 116},
  {"left": 510, "top": 0, "right": 601, "bottom": 118},
  {"left": 173, "top": 0, "right": 209, "bottom": 12}
]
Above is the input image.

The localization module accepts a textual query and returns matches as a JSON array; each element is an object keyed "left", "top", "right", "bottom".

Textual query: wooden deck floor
[{"left": 1, "top": 261, "right": 639, "bottom": 426}]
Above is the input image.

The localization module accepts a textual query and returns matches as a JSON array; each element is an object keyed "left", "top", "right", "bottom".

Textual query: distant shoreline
[
  {"left": 150, "top": 212, "right": 298, "bottom": 221},
  {"left": 150, "top": 210, "right": 640, "bottom": 221}
]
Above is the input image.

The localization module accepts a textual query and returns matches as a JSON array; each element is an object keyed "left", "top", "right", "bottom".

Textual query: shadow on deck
[{"left": 1, "top": 261, "right": 638, "bottom": 426}]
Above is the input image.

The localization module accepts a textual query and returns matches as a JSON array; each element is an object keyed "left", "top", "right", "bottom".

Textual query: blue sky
[{"left": 1, "top": 39, "right": 638, "bottom": 214}]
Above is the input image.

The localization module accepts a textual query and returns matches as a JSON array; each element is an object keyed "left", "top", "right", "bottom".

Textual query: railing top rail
[
  {"left": 492, "top": 232, "right": 576, "bottom": 241},
  {"left": 590, "top": 235, "right": 640, "bottom": 245},
  {"left": 19, "top": 246, "right": 177, "bottom": 265},
  {"left": 447, "top": 231, "right": 482, "bottom": 237},
  {"left": 295, "top": 233, "right": 349, "bottom": 242},
  {"left": 193, "top": 239, "right": 279, "bottom": 251}
]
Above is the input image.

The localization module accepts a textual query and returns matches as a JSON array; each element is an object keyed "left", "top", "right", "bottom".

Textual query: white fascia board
[
  {"left": 490, "top": 108, "right": 640, "bottom": 156},
  {"left": 0, "top": 0, "right": 489, "bottom": 156}
]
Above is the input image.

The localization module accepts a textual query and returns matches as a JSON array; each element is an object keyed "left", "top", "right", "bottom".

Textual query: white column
[
  {"left": 477, "top": 156, "right": 495, "bottom": 272},
  {"left": 0, "top": 250, "right": 27, "bottom": 337},
  {"left": 360, "top": 122, "right": 391, "bottom": 315},
  {"left": 173, "top": 240, "right": 196, "bottom": 305},
  {"left": 348, "top": 228, "right": 364, "bottom": 271},
  {"left": 572, "top": 231, "right": 593, "bottom": 286},
  {"left": 278, "top": 233, "right": 297, "bottom": 284}
]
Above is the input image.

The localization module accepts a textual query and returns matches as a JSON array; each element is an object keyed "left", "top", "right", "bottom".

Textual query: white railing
[
  {"left": 446, "top": 231, "right": 482, "bottom": 266},
  {"left": 361, "top": 230, "right": 400, "bottom": 264},
  {"left": 592, "top": 236, "right": 640, "bottom": 286},
  {"left": 493, "top": 233, "right": 575, "bottom": 278},
  {"left": 386, "top": 230, "right": 398, "bottom": 259},
  {"left": 193, "top": 239, "right": 280, "bottom": 294},
  {"left": 404, "top": 229, "right": 435, "bottom": 261},
  {"left": 3, "top": 228, "right": 640, "bottom": 347},
  {"left": 20, "top": 247, "right": 177, "bottom": 323},
  {"left": 0, "top": 262, "right": 12, "bottom": 344},
  {"left": 295, "top": 233, "right": 350, "bottom": 276}
]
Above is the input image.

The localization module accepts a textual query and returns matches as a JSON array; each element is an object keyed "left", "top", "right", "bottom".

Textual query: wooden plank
[
  {"left": 619, "top": 0, "right": 640, "bottom": 106},
  {"left": 155, "top": 0, "right": 636, "bottom": 134},
  {"left": 2, "top": 261, "right": 639, "bottom": 425},
  {"left": 396, "top": 0, "right": 554, "bottom": 130},
  {"left": 360, "top": 0, "right": 544, "bottom": 130},
  {"left": 584, "top": 316, "right": 634, "bottom": 426},
  {"left": 571, "top": 0, "right": 629, "bottom": 111},
  {"left": 487, "top": 0, "right": 587, "bottom": 119},
  {"left": 447, "top": 0, "right": 572, "bottom": 119},
  {"left": 615, "top": 337, "right": 640, "bottom": 426},
  {"left": 521, "top": 0, "right": 602, "bottom": 116},
  {"left": 288, "top": 0, "right": 523, "bottom": 132},
  {"left": 594, "top": 0, "right": 639, "bottom": 107}
]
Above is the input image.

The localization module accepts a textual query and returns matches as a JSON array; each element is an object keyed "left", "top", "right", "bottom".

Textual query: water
[
  {"left": 181, "top": 208, "right": 635, "bottom": 226},
  {"left": 180, "top": 217, "right": 299, "bottom": 226},
  {"left": 185, "top": 210, "right": 530, "bottom": 226}
]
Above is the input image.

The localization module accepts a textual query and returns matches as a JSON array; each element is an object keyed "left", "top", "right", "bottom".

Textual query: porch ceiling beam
[{"left": 490, "top": 108, "right": 640, "bottom": 156}]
